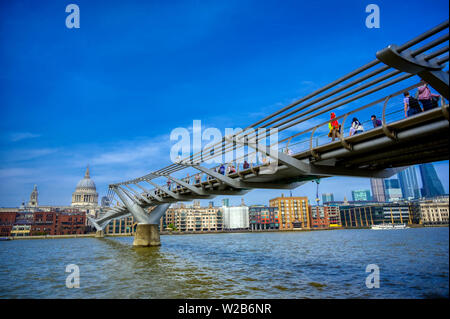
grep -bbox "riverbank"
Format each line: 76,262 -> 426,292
2,223 -> 447,240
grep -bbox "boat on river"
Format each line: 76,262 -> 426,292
371,223 -> 409,230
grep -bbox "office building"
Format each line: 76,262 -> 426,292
249,206 -> 279,230
269,195 -> 310,230
326,205 -> 341,227
105,215 -> 136,235
351,190 -> 372,201
30,211 -> 86,235
161,203 -> 223,232
384,179 -> 403,202
370,178 -> 386,202
101,196 -> 111,207
419,163 -> 446,198
398,166 -> 421,200
221,205 -> 249,230
338,203 -> 413,227
222,198 -> 230,207
322,193 -> 334,204
419,196 -> 449,225
309,206 -> 330,229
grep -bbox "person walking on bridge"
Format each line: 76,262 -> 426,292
349,118 -> 364,136
371,115 -> 382,128
404,91 -> 423,117
417,81 -> 440,112
328,112 -> 341,141
227,164 -> 236,175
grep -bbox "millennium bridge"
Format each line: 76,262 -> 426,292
89,21 -> 449,246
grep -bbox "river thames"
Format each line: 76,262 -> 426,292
0,227 -> 448,299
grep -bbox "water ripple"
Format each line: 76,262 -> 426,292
0,228 -> 448,298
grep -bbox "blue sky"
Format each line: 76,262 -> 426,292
0,0 -> 448,207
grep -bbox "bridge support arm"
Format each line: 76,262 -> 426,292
376,44 -> 449,99
163,174 -> 209,195
112,186 -> 150,224
191,165 -> 243,189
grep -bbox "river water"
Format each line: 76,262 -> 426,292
0,227 -> 448,299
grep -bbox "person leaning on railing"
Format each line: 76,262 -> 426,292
328,112 -> 341,141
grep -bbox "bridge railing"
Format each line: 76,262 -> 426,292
108,20 -> 449,203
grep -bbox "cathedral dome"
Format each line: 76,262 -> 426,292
76,166 -> 96,190
72,166 -> 98,208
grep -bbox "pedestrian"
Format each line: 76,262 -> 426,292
227,164 -> 236,174
194,173 -> 201,184
349,118 -> 364,136
403,91 -> 422,117
328,112 -> 340,141
371,115 -> 382,128
417,81 -> 440,111
218,164 -> 225,175
243,160 -> 250,169
167,179 -> 171,190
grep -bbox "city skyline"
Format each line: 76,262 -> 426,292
2,162 -> 448,209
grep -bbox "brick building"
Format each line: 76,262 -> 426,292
309,206 -> 330,229
269,195 -> 310,230
29,211 -> 86,235
249,206 -> 279,230
0,212 -> 17,237
30,211 -> 57,235
56,212 -> 86,235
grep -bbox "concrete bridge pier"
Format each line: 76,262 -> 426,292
132,203 -> 171,247
133,224 -> 160,247
95,230 -> 105,238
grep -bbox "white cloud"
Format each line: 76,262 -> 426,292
0,148 -> 58,162
8,132 -> 41,142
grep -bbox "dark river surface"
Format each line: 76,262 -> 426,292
0,227 -> 448,298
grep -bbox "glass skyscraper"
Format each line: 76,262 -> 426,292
322,193 -> 334,203
419,163 -> 446,198
351,190 -> 372,201
397,166 -> 420,200
370,178 -> 386,202
384,179 -> 403,202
